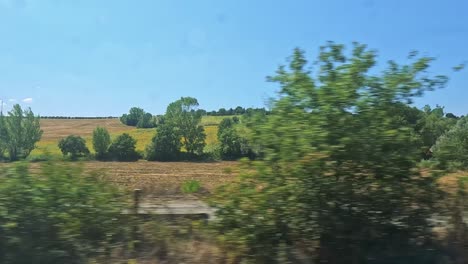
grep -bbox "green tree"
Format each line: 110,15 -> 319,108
165,97 -> 206,155
108,133 -> 139,161
217,117 -> 250,160
58,135 -> 90,159
212,43 -> 451,263
137,112 -> 154,128
146,123 -> 181,161
0,162 -> 128,263
432,116 -> 468,170
92,127 -> 111,160
417,105 -> 457,158
0,113 -> 7,159
1,104 -> 43,161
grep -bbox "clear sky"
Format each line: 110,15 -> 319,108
0,0 -> 467,116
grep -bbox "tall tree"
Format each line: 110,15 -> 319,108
92,127 -> 111,160
108,133 -> 139,161
0,113 -> 6,159
217,117 -> 250,160
146,123 -> 181,161
165,97 -> 206,155
1,104 -> 42,161
212,43 -> 451,263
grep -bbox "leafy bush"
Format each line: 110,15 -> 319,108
211,43 -> 452,263
146,124 -> 181,161
92,127 -> 111,160
181,180 -> 201,194
432,116 -> 468,170
120,107 -> 156,128
0,162 -> 129,263
203,144 -> 222,161
217,117 -> 252,160
58,135 -> 90,160
136,112 -> 154,128
108,133 -> 140,161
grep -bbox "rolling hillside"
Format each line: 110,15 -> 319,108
32,116 -> 231,157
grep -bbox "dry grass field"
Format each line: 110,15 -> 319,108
33,119 -> 148,156
88,160 -> 238,195
6,160 -> 238,196
18,117 -> 238,197
32,117 -> 226,156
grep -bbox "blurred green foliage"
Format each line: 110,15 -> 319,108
217,117 -> 252,160
211,42 -> 454,263
433,116 -> 468,170
0,161 -> 129,264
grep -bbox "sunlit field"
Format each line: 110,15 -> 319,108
31,116 -> 225,157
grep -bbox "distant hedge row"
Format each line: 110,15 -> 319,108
41,116 -> 118,119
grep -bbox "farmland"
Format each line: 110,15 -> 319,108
31,116 -> 228,157
10,160 -> 238,197
22,116 -> 238,197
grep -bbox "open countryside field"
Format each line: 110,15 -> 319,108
23,116 -> 238,197
31,116 -> 228,157
11,160 -> 239,197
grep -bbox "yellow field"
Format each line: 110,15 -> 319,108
200,115 -> 234,126
32,117 -> 221,157
11,116 -> 240,196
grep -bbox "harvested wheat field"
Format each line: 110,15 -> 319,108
34,119 -> 154,155
90,161 -> 238,196
33,118 -> 219,156
39,118 -> 133,141
17,160 -> 239,197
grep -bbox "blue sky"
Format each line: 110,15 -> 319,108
0,0 -> 467,116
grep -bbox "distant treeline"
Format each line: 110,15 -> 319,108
41,116 -> 118,119
202,106 -> 270,116
40,107 -> 269,121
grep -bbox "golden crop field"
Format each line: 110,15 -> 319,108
87,160 -> 238,195
0,160 -> 239,197
32,117 -> 225,157
23,117 -> 238,196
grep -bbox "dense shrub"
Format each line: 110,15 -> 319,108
58,135 -> 89,160
432,116 -> 468,170
146,124 -> 181,161
0,162 -> 128,263
217,117 -> 252,160
120,107 -> 156,128
108,133 -> 140,161
92,127 -> 111,160
181,180 -> 201,194
211,43 -> 452,263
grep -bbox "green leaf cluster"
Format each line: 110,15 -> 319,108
211,42 -> 451,263
0,104 -> 43,161
0,162 -> 128,263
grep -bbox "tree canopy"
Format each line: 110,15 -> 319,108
0,104 -> 43,161
120,107 -> 156,128
211,42 -> 453,263
165,97 -> 206,156
58,135 -> 90,159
